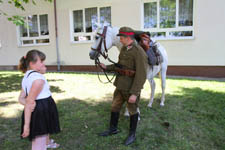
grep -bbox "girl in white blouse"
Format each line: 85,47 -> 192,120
18,50 -> 60,150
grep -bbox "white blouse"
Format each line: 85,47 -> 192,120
22,70 -> 52,100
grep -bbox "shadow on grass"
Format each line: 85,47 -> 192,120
0,73 -> 64,94
167,76 -> 225,82
0,87 -> 224,150
50,86 -> 65,93
47,79 -> 64,82
0,101 -> 18,107
138,87 -> 225,150
0,73 -> 23,93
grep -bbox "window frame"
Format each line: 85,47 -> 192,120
17,13 -> 50,47
141,0 -> 194,40
70,6 -> 112,44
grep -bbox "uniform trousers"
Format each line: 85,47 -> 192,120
111,89 -> 140,115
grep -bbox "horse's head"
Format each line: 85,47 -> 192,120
89,23 -> 114,60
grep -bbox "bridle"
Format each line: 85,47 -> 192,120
91,26 -> 117,84
91,26 -> 108,59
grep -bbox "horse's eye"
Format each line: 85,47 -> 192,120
95,36 -> 99,40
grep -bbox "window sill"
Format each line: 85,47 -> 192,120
70,40 -> 94,44
153,36 -> 195,41
18,43 -> 50,47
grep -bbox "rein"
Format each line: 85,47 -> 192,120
95,58 -> 116,84
91,26 -> 117,84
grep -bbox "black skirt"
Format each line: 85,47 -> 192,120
21,96 -> 60,141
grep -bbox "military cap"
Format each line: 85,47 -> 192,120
117,26 -> 135,37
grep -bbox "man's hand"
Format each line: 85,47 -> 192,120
128,94 -> 137,103
99,63 -> 106,70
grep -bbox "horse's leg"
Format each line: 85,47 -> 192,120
124,107 -> 141,120
159,69 -> 166,106
147,78 -> 156,108
124,106 -> 129,117
137,107 -> 140,121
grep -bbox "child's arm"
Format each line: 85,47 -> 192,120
18,89 -> 26,105
21,79 -> 44,138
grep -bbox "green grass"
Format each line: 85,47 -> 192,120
0,71 -> 224,150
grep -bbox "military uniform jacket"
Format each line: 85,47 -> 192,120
107,41 -> 148,96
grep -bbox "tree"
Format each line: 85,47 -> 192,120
0,0 -> 52,25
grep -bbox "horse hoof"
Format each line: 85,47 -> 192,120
147,104 -> 152,108
124,113 -> 130,117
160,103 -> 164,107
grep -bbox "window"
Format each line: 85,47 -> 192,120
18,14 -> 50,46
71,6 -> 111,43
143,0 -> 194,40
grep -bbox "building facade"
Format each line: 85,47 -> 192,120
0,0 -> 225,77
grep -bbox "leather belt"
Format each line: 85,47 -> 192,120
115,68 -> 135,77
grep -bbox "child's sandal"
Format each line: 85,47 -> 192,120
47,139 -> 60,149
47,142 -> 60,149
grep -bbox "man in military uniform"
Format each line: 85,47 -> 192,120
99,27 -> 148,145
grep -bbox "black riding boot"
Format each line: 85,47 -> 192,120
124,113 -> 139,145
99,112 -> 120,136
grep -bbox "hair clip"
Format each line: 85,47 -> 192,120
24,56 -> 27,59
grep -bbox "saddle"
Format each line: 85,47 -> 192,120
136,32 -> 163,66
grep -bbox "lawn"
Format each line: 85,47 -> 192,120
0,71 -> 224,150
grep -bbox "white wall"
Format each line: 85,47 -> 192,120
0,0 -> 225,67
56,0 -> 117,65
0,0 -> 57,65
49,0 -> 225,66
162,0 -> 225,66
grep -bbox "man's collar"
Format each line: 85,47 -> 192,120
126,41 -> 134,50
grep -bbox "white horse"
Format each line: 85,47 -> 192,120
89,25 -> 168,116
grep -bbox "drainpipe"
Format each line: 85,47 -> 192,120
54,0 -> 60,71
